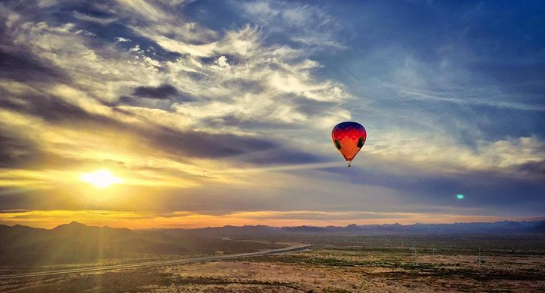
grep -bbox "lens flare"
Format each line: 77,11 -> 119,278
456,194 -> 464,200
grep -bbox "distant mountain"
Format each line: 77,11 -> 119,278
534,220 -> 545,233
1,219 -> 542,266
0,224 -> 49,247
0,222 -> 182,265
0,222 -> 280,266
159,225 -> 283,238
180,220 -> 545,235
284,225 -> 329,233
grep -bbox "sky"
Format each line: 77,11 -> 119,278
0,0 -> 544,229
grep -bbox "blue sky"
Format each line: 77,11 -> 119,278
0,0 -> 543,228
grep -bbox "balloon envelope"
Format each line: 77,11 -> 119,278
331,121 -> 366,166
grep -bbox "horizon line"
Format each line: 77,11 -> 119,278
3,217 -> 544,231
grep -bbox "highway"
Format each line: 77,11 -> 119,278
0,244 -> 310,280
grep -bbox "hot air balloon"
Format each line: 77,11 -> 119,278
331,121 -> 367,167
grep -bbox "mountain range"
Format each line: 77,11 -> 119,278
172,219 -> 545,235
0,222 -> 279,265
1,220 -> 543,265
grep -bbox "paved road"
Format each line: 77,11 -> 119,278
0,245 -> 309,280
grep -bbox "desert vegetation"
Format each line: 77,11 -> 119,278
2,233 -> 545,292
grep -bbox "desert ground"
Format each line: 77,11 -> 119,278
2,234 -> 545,293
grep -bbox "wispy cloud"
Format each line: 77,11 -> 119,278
0,0 -> 544,227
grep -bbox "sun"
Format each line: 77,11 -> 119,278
81,169 -> 123,189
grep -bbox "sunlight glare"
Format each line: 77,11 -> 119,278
81,169 -> 123,189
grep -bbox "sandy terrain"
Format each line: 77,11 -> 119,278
3,246 -> 544,292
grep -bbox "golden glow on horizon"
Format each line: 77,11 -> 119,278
0,209 -> 536,230
81,169 -> 123,189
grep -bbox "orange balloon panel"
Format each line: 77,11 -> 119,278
331,122 -> 367,164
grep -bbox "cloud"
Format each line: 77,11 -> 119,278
131,84 -> 180,100
243,147 -> 328,165
144,125 -> 277,159
0,95 -> 279,162
0,0 -> 544,226
0,0 -> 348,170
0,126 -> 40,169
517,160 -> 545,178
239,0 -> 345,50
73,11 -> 118,26
0,50 -> 67,82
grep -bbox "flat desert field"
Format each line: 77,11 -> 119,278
2,235 -> 545,292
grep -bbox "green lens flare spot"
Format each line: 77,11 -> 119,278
456,194 -> 464,200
